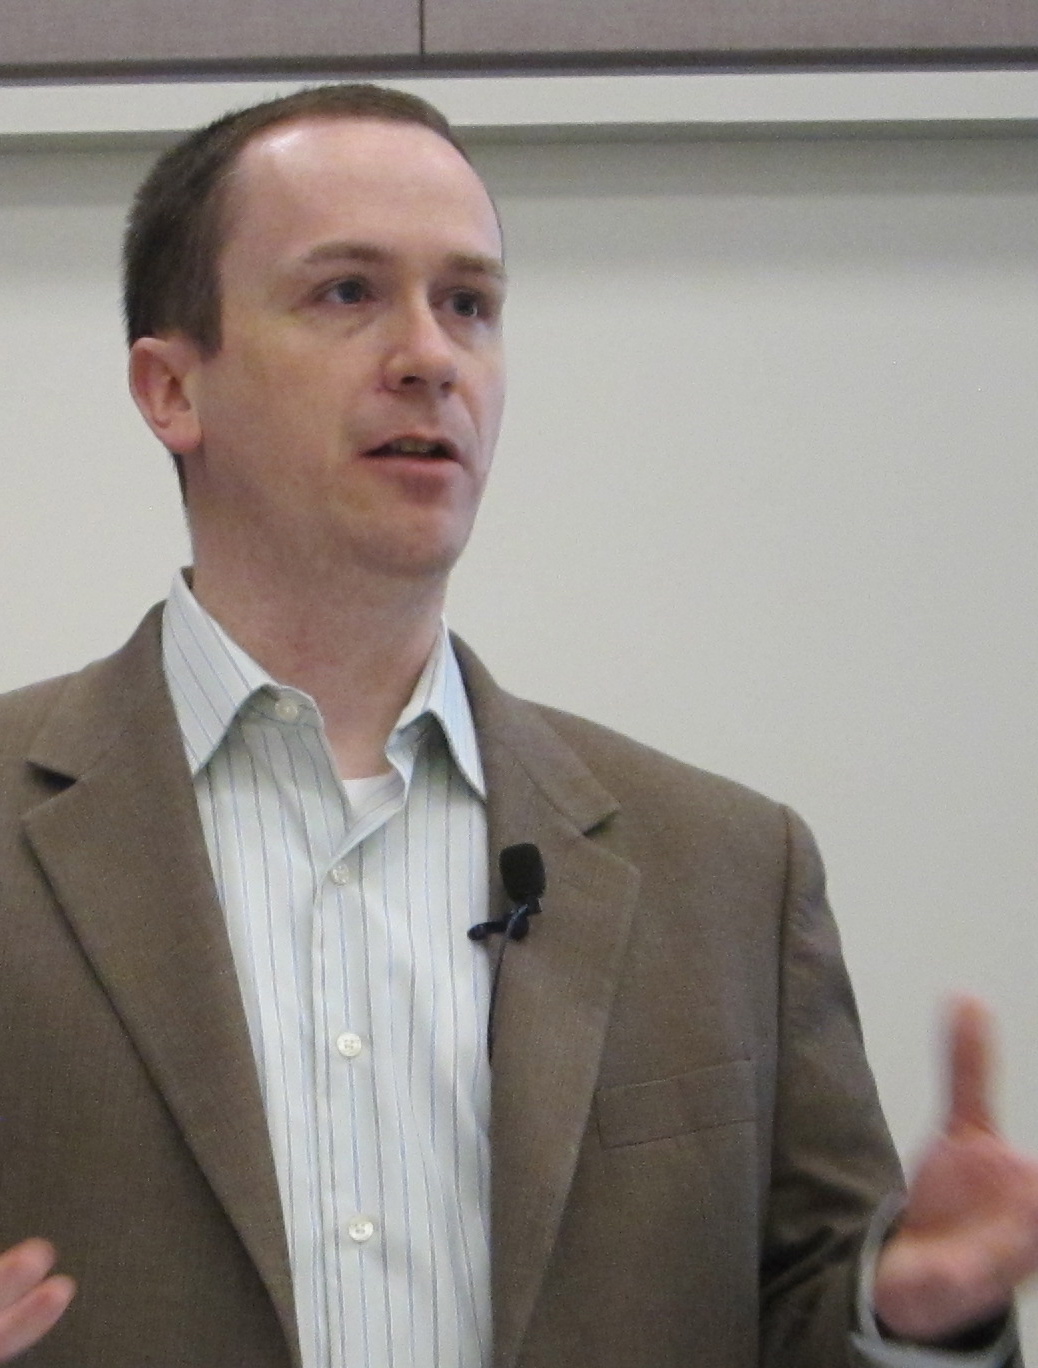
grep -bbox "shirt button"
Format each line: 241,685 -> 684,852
348,1216 -> 375,1244
330,862 -> 351,886
336,1031 -> 363,1059
274,698 -> 300,722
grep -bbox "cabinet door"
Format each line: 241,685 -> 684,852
0,0 -> 418,75
423,0 -> 1038,60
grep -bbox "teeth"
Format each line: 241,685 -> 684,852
388,438 -> 440,455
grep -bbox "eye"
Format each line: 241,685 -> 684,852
326,276 -> 370,305
449,290 -> 486,320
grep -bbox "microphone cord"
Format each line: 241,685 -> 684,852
478,898 -> 539,1061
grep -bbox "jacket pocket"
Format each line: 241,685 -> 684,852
595,1059 -> 754,1148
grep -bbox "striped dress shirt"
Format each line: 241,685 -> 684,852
162,573 -> 492,1368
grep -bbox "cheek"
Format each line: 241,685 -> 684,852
196,370 -> 325,471
224,354 -> 338,437
474,359 -> 506,438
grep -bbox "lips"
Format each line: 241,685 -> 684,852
366,437 -> 457,459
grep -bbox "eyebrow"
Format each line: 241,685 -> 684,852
300,240 -> 507,283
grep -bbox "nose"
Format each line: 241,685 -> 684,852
383,300 -> 458,395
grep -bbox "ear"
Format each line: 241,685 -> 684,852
128,334 -> 205,457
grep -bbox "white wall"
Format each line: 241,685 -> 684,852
2,123 -> 1037,1347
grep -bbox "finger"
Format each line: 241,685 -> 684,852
946,995 -> 998,1135
0,1275 -> 76,1362
0,1241 -> 58,1313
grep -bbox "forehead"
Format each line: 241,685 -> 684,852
221,116 -> 502,271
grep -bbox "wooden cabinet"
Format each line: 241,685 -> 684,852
0,0 -> 418,75
425,0 -> 1038,62
1,0 -> 1035,79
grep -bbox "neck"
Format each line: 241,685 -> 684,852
190,558 -> 446,779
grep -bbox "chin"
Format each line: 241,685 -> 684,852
355,516 -> 475,582
357,536 -> 470,584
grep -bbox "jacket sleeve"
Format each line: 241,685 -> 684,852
760,806 -> 905,1367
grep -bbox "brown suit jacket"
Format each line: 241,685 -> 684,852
0,606 -> 902,1367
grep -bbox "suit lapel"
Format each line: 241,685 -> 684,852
22,610 -> 297,1362
456,642 -> 640,1368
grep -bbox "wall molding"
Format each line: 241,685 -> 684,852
2,69 -> 1038,148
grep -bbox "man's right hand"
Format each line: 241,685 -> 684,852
0,1240 -> 75,1361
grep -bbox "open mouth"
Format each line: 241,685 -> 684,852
367,438 -> 455,459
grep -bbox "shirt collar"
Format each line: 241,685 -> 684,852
161,571 -> 484,798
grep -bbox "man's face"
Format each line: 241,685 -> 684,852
160,116 -> 506,586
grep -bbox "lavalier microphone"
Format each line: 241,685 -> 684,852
468,843 -> 547,1059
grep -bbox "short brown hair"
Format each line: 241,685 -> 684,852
123,83 -> 466,355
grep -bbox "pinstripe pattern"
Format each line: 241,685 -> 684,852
162,574 -> 492,1368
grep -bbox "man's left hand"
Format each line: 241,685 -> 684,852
874,996 -> 1038,1342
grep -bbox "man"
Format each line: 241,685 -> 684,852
0,83 -> 1036,1367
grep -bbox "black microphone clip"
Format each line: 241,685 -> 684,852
468,843 -> 546,943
